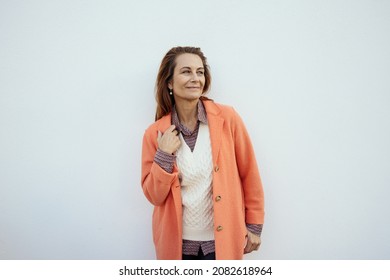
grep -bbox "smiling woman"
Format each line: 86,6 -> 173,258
141,46 -> 265,260
168,54 -> 206,130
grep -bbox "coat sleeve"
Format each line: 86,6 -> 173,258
231,108 -> 265,224
141,127 -> 178,206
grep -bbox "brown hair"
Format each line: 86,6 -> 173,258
155,46 -> 212,121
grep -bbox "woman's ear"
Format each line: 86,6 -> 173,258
168,81 -> 172,90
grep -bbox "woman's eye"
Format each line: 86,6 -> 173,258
197,71 -> 204,75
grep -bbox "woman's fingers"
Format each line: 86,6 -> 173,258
244,231 -> 261,254
157,126 -> 181,154
166,125 -> 176,133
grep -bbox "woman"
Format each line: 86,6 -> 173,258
141,46 -> 264,260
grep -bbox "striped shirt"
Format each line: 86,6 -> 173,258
154,100 -> 263,256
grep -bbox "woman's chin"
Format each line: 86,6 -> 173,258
176,93 -> 202,102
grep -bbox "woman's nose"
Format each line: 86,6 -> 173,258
190,72 -> 200,81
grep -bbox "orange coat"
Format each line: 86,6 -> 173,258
141,100 -> 265,260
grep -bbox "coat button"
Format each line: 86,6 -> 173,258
214,165 -> 219,172
216,225 -> 223,232
215,195 -> 222,202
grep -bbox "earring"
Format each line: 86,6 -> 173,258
169,90 -> 173,96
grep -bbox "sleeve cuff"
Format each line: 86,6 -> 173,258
246,224 -> 263,237
154,148 -> 176,174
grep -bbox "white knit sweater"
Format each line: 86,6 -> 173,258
176,123 -> 214,241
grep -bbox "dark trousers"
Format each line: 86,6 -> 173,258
182,247 -> 216,260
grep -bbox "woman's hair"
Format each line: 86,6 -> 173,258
155,46 -> 212,121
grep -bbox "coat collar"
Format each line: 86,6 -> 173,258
203,100 -> 224,163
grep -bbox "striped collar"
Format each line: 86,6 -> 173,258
172,100 -> 208,135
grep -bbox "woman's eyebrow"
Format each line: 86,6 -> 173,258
179,66 -> 205,70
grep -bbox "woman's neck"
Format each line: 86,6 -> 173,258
175,99 -> 198,129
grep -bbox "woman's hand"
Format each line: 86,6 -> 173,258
157,125 -> 181,155
244,230 -> 261,254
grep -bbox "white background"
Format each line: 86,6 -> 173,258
1,0 -> 389,260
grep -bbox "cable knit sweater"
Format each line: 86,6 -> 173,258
176,123 -> 214,241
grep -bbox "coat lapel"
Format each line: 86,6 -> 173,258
203,100 -> 224,164
157,113 -> 172,132
156,112 -> 183,239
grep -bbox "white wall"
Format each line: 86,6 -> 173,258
1,0 -> 389,259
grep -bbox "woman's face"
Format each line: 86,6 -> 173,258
168,53 -> 205,103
